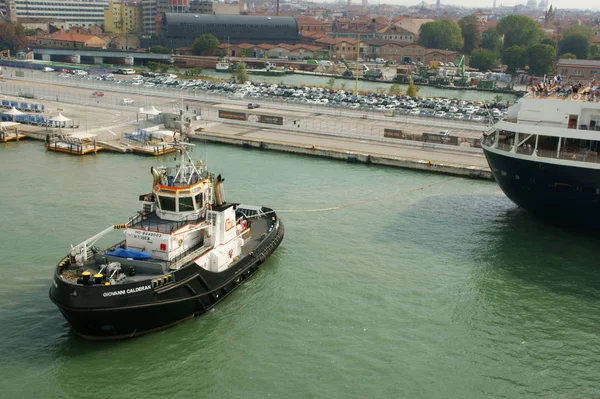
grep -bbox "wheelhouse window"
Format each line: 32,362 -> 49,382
179,196 -> 195,212
195,193 -> 203,208
157,195 -> 176,212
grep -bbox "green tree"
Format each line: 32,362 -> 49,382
458,15 -> 481,54
590,44 -> 600,60
234,61 -> 249,83
562,25 -> 595,42
481,28 -> 503,53
406,80 -> 420,97
340,82 -> 347,90
192,33 -> 220,56
559,52 -> 577,59
540,37 -> 556,48
147,62 -> 159,72
0,23 -> 26,53
158,63 -> 170,73
502,45 -> 528,74
149,45 -> 170,54
469,48 -> 499,72
326,77 -> 336,88
527,44 -> 556,76
496,15 -> 544,48
559,34 -> 590,60
418,20 -> 464,51
388,83 -> 402,95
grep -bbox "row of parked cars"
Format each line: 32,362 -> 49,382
55,71 -> 508,124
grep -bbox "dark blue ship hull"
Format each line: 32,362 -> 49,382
483,148 -> 600,228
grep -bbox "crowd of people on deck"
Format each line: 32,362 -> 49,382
529,75 -> 600,101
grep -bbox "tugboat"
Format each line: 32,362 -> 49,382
49,143 -> 284,339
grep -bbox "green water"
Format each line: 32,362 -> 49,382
0,141 -> 599,398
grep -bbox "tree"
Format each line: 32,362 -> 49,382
481,28 -> 503,53
562,25 -> 595,42
496,15 -> 544,48
147,62 -> 159,72
406,80 -> 420,97
0,23 -> 26,53
458,15 -> 481,54
341,82 -> 347,90
559,34 -> 590,60
234,61 -> 249,83
418,20 -> 464,51
158,63 -> 170,73
389,84 -> 402,95
559,52 -> 577,59
590,44 -> 600,60
469,48 -> 499,72
540,37 -> 556,48
502,45 -> 527,74
192,33 -> 220,56
149,45 -> 170,54
527,44 -> 556,76
326,78 -> 336,88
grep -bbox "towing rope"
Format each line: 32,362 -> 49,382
271,177 -> 456,214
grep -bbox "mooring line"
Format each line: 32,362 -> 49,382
271,177 -> 456,214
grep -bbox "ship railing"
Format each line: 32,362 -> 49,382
494,141 -> 600,164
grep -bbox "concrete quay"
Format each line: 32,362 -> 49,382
189,123 -> 493,180
1,77 -> 493,179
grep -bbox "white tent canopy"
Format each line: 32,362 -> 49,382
138,106 -> 161,116
48,113 -> 71,122
3,107 -> 24,116
0,121 -> 20,129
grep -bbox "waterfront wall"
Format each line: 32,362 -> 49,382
189,130 -> 493,180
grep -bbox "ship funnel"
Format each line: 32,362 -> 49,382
214,174 -> 225,206
151,167 -> 161,186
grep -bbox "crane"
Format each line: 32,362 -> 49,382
341,58 -> 353,77
455,55 -> 468,86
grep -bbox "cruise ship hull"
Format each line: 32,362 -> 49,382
50,219 -> 284,340
483,148 -> 600,227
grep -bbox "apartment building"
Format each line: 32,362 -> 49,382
104,1 -> 143,34
0,0 -> 110,29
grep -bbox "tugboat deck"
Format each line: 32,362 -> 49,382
98,213 -> 272,279
128,211 -> 204,234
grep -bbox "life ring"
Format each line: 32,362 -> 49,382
572,94 -> 579,100
178,238 -> 183,246
228,249 -> 233,258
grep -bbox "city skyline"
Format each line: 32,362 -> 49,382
331,0 -> 598,11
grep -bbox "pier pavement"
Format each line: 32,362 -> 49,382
1,76 -> 492,179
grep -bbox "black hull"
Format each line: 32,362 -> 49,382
50,219 -> 285,340
483,148 -> 600,228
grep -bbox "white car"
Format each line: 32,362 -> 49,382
120,98 -> 134,105
43,66 -> 54,72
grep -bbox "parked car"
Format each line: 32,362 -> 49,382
92,91 -> 104,97
43,66 -> 54,72
439,130 -> 451,136
247,103 -> 260,109
120,98 -> 134,105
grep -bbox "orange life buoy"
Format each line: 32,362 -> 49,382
572,94 -> 579,100
228,249 -> 233,258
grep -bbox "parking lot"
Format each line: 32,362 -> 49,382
51,70 -> 507,125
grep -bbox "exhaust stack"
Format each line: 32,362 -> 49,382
214,174 -> 225,206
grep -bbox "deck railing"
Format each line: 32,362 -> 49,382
489,141 -> 600,164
